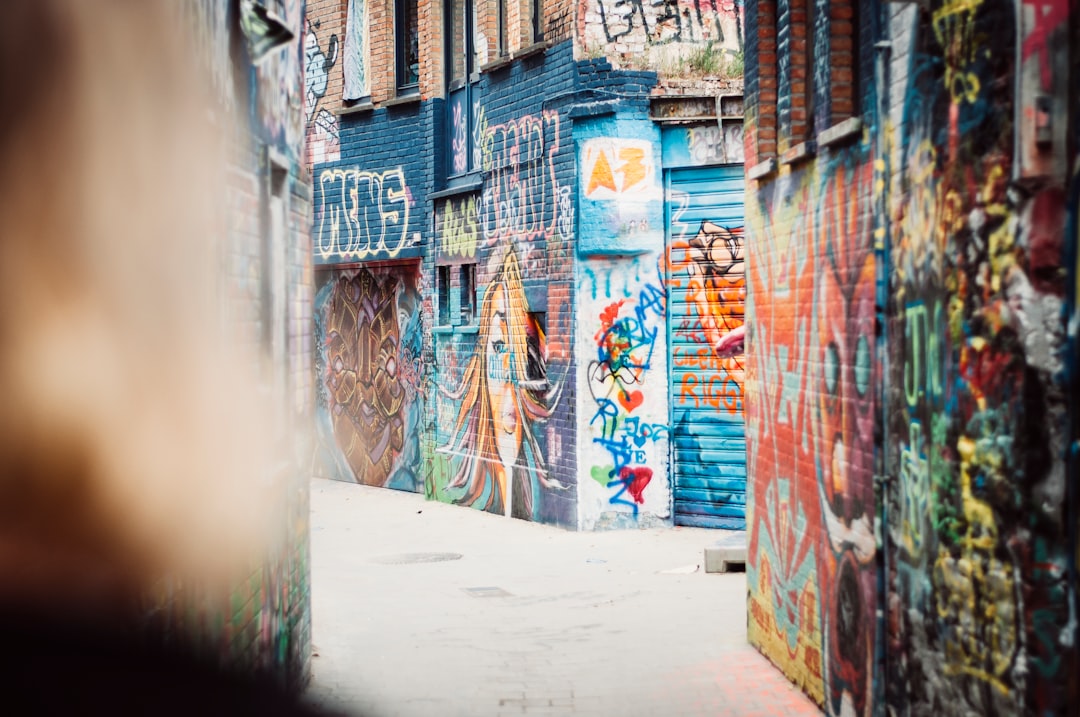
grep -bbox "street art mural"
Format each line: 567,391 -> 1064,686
305,18 -> 340,165
673,218 -> 743,364
426,55 -> 580,528
883,0 -> 1074,712
744,153 -> 877,715
581,0 -> 744,70
315,167 -> 418,262
578,254 -> 672,529
429,251 -> 566,520
314,265 -> 423,492
577,136 -> 664,256
668,217 -> 747,527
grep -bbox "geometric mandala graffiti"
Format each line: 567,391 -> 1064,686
325,269 -> 408,486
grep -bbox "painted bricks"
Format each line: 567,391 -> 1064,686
424,41 -> 582,528
305,0 -> 748,533
744,0 -> 878,706
881,0 -> 1075,713
744,0 -> 1079,711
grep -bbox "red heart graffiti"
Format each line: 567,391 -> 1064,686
618,390 -> 644,412
620,466 -> 653,504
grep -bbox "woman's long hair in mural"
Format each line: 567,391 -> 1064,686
440,250 -> 563,520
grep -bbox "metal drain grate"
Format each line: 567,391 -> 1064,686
370,552 -> 463,565
461,586 -> 512,598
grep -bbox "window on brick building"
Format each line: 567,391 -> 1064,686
753,0 -> 866,170
525,312 -> 546,384
778,0 -> 814,152
805,0 -> 863,146
343,0 -> 369,101
396,0 -> 419,92
827,0 -> 860,125
750,0 -> 778,165
804,0 -> 815,139
437,265 -> 451,326
497,0 -> 508,57
530,0 -> 543,44
460,264 -> 477,325
446,0 -> 480,176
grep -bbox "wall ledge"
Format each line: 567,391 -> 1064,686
747,158 -> 777,180
336,101 -> 374,116
817,117 -> 863,148
430,174 -> 484,200
384,93 -> 421,109
780,140 -> 816,166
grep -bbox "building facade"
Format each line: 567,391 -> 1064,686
743,0 -> 1077,712
306,0 -> 751,530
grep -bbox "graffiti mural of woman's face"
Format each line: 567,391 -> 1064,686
485,284 -> 522,485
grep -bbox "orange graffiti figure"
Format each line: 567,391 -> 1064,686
683,221 -> 746,357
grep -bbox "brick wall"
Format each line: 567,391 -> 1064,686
745,0 -> 1078,711
425,41 -> 580,528
743,0 -> 877,711
883,0 -> 1075,712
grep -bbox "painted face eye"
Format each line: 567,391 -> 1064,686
491,339 -> 508,355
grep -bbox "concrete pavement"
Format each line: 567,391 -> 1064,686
301,478 -> 821,717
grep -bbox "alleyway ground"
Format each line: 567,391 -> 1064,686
302,479 -> 822,717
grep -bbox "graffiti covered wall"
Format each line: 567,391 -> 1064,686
430,250 -> 567,520
576,248 -> 672,529
579,0 -> 744,76
143,0 -> 314,693
745,0 -> 1077,709
883,0 -> 1075,712
664,160 -> 748,529
425,43 -> 579,528
305,11 -> 341,166
742,0 -> 878,704
315,264 -> 424,491
743,151 -> 879,715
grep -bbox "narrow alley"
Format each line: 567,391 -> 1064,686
301,479 -> 820,717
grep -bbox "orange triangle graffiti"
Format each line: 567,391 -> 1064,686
586,149 -> 617,196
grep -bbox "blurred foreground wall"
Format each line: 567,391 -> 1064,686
152,0 -> 314,692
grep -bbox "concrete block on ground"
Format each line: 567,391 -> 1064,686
704,531 -> 746,573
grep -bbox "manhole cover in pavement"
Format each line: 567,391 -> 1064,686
462,586 -> 513,598
371,552 -> 463,564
